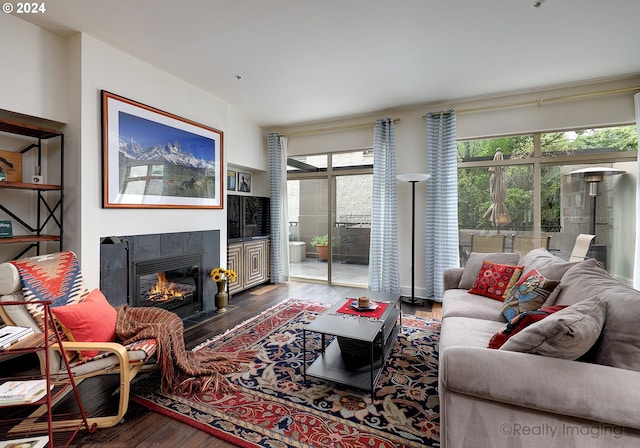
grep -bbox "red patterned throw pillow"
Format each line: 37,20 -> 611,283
488,305 -> 567,349
468,261 -> 524,301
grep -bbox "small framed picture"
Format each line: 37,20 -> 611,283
227,170 -> 236,191
237,172 -> 251,193
0,150 -> 22,182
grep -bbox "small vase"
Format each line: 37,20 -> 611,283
215,280 -> 229,313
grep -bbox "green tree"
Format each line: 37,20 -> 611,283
457,125 -> 635,233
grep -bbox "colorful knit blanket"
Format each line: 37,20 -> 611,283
115,305 -> 255,394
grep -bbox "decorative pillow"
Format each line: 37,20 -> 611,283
553,258 -> 640,372
51,288 -> 117,359
10,251 -> 89,330
500,296 -> 606,360
459,252 -> 521,289
487,305 -> 567,349
501,269 -> 559,321
519,248 -> 578,281
468,261 -> 524,301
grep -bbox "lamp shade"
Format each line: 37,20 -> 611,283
397,173 -> 431,183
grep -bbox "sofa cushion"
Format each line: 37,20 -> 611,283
468,261 -> 524,301
51,288 -> 118,359
519,248 -> 578,281
444,267 -> 465,291
555,258 -> 640,371
500,269 -> 560,321
500,296 -> 606,360
439,316 -> 505,352
487,305 -> 567,349
459,252 -> 521,289
442,289 -> 507,322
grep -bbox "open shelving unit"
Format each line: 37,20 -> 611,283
0,118 -> 64,260
0,300 -> 95,447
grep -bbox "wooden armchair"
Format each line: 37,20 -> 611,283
0,256 -> 157,429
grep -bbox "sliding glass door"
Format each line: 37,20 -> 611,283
287,177 -> 329,283
331,174 -> 372,285
287,151 -> 372,287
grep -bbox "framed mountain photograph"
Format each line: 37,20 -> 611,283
101,91 -> 224,209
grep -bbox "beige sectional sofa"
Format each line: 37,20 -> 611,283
438,248 -> 640,448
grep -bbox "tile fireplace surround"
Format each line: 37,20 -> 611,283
99,230 -> 220,316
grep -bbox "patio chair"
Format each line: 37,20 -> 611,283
569,234 -> 596,262
0,253 -> 157,429
469,233 -> 507,253
511,234 -> 551,256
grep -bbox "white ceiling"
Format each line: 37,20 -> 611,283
15,0 -> 640,127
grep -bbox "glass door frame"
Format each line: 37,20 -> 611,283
288,150 -> 373,286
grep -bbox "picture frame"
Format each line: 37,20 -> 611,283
101,90 -> 224,209
227,170 -> 236,191
237,172 -> 251,193
0,150 -> 22,182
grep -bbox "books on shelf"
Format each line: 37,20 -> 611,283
0,380 -> 49,405
0,326 -> 34,350
0,435 -> 48,448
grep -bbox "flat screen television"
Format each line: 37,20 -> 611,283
227,195 -> 271,241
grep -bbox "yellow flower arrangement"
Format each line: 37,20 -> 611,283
210,267 -> 238,283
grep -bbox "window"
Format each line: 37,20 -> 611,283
458,125 -> 637,282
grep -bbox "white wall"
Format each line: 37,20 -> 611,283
277,76 -> 640,297
0,14 -> 68,123
227,106 -> 270,197
76,34 -> 266,286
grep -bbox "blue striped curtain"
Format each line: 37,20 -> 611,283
268,133 -> 289,283
369,118 -> 401,293
425,110 -> 459,301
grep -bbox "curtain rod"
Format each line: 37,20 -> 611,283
423,86 -> 640,117
281,118 -> 400,138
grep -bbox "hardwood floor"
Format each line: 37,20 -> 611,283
4,281 -> 437,448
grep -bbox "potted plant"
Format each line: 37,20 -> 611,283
310,234 -> 330,262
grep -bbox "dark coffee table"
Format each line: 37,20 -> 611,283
302,290 -> 401,396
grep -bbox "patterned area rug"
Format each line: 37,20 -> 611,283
132,299 -> 441,448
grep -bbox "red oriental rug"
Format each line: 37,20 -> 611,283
132,298 -> 441,448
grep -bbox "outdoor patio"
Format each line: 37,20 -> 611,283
289,258 -> 369,287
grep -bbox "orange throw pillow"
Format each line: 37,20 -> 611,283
468,261 -> 524,301
51,288 -> 117,359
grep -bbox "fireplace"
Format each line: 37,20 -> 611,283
100,230 -> 220,317
133,253 -> 202,318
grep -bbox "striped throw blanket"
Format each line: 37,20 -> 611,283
115,305 -> 255,394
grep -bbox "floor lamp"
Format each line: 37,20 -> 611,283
397,173 -> 431,304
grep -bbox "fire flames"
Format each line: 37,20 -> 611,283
147,273 -> 188,302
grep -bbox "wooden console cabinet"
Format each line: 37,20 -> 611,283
227,238 -> 270,294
